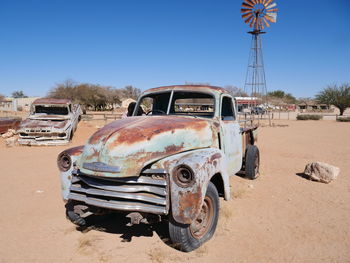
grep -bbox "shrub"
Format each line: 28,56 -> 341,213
296,114 -> 322,120
336,116 -> 350,122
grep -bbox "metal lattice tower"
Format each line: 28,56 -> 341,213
241,0 -> 278,105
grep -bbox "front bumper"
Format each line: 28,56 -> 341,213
68,171 -> 169,215
18,136 -> 69,146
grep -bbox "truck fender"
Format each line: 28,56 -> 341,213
151,148 -> 230,225
58,145 -> 84,200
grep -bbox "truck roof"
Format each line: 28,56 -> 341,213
32,98 -> 72,105
144,85 -> 230,95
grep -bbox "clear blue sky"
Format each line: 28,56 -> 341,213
0,0 -> 349,98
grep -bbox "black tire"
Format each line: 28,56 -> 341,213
168,182 -> 219,252
245,144 -> 260,180
65,200 -> 86,226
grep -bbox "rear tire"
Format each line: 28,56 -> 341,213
168,182 -> 219,252
245,144 -> 260,180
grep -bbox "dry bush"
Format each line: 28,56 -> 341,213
296,114 -> 322,120
147,248 -> 167,263
77,235 -> 101,254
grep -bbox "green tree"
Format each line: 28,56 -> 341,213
267,90 -> 285,98
0,93 -> 4,102
316,83 -> 350,116
12,90 -> 28,98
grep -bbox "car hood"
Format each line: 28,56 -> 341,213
20,118 -> 69,130
78,116 -> 215,178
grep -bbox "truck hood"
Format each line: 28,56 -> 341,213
19,118 -> 69,131
78,116 -> 215,178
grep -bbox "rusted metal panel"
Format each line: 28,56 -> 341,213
58,146 -> 84,200
0,118 -> 21,134
150,148 -> 230,224
78,115 -> 216,178
32,98 -> 71,105
145,85 -> 229,95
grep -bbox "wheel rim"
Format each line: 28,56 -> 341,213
189,196 -> 214,239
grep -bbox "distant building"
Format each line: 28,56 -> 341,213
0,97 -> 41,111
234,97 -> 259,112
297,100 -> 330,112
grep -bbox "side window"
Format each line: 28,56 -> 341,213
221,96 -> 235,121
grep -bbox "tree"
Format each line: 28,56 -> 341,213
122,85 -> 141,100
48,80 -> 124,111
0,93 -> 4,102
316,83 -> 350,116
267,90 -> 285,98
12,90 -> 28,98
224,85 -> 248,97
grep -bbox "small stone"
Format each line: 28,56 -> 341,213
304,162 -> 340,184
248,184 -> 254,189
2,129 -> 16,138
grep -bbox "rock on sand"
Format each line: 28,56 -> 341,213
304,162 -> 340,183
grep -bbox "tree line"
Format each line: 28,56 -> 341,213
47,80 -> 141,111
1,82 -> 349,115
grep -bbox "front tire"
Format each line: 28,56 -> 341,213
245,144 -> 260,180
168,182 -> 219,252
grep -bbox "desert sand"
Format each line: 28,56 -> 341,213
0,120 -> 349,263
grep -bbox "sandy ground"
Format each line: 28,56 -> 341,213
0,119 -> 349,263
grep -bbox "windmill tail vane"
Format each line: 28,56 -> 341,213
241,0 -> 278,31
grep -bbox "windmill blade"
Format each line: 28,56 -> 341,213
246,0 -> 257,6
241,8 -> 252,14
249,17 -> 257,28
265,13 -> 277,22
266,3 -> 277,9
263,0 -> 274,8
242,2 -> 254,9
242,12 -> 253,19
262,17 -> 271,27
267,8 -> 278,13
245,15 -> 254,24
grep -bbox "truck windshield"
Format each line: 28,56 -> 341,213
137,91 -> 214,118
34,105 -> 69,115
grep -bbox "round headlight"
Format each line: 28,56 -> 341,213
173,165 -> 195,187
57,152 -> 72,172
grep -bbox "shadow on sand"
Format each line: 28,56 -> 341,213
295,172 -> 312,181
75,213 -> 172,245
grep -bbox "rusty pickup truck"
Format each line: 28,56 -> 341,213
18,98 -> 82,145
57,85 -> 259,251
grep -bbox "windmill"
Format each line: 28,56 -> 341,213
241,0 -> 278,108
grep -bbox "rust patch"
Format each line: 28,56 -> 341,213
178,185 -> 202,223
113,116 -> 208,146
0,118 -> 21,133
32,98 -> 71,105
145,85 -> 229,94
88,117 -> 143,144
64,145 -> 84,156
210,153 -> 222,163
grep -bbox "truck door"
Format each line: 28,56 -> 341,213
220,95 -> 243,175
